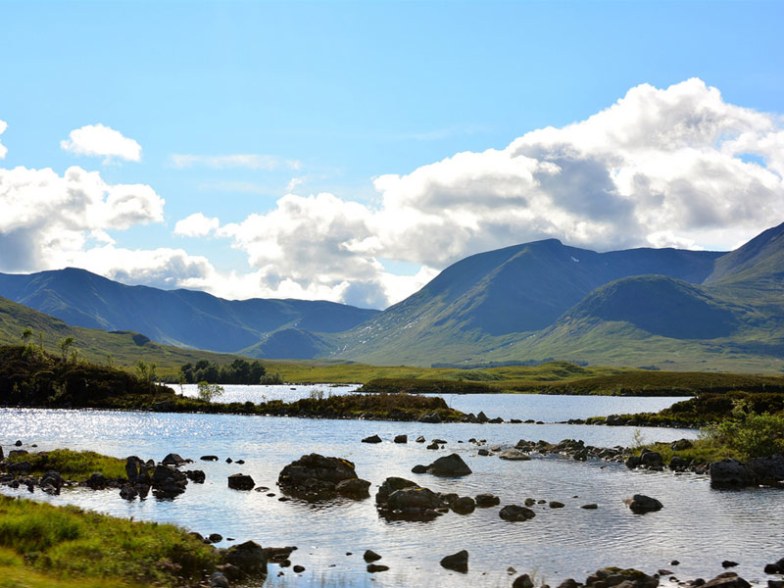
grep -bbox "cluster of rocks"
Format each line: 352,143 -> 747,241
277,453 -> 371,501
120,453 -> 205,500
513,438 -> 630,463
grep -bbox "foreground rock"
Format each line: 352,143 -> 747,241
222,540 -> 267,578
228,473 -> 255,491
278,453 -> 370,501
710,456 -> 784,488
414,453 -> 472,477
626,494 -> 663,514
440,549 -> 469,573
499,504 -> 536,522
375,477 -> 446,521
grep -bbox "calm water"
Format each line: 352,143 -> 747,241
1,394 -> 780,588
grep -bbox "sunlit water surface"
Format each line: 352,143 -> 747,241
1,393 -> 780,588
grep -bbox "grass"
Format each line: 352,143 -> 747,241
5,449 -> 127,481
0,496 -> 218,587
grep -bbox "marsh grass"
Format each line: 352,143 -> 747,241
0,496 -> 217,587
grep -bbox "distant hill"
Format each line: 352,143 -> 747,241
0,267 -> 379,354
2,222 -> 784,372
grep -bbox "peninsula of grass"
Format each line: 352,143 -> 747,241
0,345 -> 467,422
4,449 -> 127,481
0,495 -> 218,588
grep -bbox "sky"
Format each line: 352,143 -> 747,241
1,1 -> 783,309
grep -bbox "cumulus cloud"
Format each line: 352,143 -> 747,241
174,213 -> 220,238
371,78 -> 784,266
0,165 -> 164,273
169,153 -> 302,171
0,119 -> 7,159
60,124 -> 142,162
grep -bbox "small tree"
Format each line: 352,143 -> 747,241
197,381 -> 224,402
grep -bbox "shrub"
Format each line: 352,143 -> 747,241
705,400 -> 784,459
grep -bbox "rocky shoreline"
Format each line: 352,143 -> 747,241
2,437 -> 784,588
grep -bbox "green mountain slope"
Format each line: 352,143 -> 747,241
0,295 -> 248,375
0,268 -> 379,353
335,239 -> 722,365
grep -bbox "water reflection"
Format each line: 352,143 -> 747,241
0,398 -> 777,588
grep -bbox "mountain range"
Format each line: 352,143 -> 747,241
2,222 -> 784,371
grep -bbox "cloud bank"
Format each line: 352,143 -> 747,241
2,79 -> 783,308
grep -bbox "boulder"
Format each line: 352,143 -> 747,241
335,478 -> 371,499
514,574 -> 535,588
394,434 -> 408,444
376,477 -> 444,521
499,504 -> 536,522
627,494 -> 663,514
209,571 -> 231,588
451,496 -> 476,515
440,549 -> 469,573
362,434 -> 382,444
746,455 -> 784,486
702,572 -> 750,588
223,540 -> 267,577
201,455 -> 219,461
585,567 -> 659,588
639,449 -> 664,470
710,459 -> 754,488
367,564 -> 389,573
499,448 -> 531,461
186,470 -> 206,484
278,453 -> 368,501
475,493 -> 500,507
162,453 -> 188,467
549,501 -> 565,509
152,465 -> 188,498
85,472 -> 109,490
40,470 -> 63,494
425,453 -> 472,477
228,473 -> 255,491
125,456 -> 149,484
363,550 -> 382,562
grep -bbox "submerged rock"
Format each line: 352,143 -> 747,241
223,540 -> 267,577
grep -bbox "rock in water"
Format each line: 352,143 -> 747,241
425,453 -> 472,477
440,550 -> 469,573
223,540 -> 267,576
626,494 -> 663,514
228,473 -> 255,491
278,453 -> 369,501
499,504 -> 536,522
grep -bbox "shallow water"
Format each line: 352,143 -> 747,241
0,395 -> 780,588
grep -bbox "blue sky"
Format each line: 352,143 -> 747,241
1,1 -> 783,308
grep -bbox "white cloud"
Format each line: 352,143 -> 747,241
0,119 -> 7,159
174,213 -> 220,238
73,246 -> 215,290
60,124 -> 142,163
169,153 -> 302,171
0,165 -> 164,273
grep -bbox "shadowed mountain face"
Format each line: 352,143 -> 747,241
564,276 -> 739,340
0,268 -> 379,353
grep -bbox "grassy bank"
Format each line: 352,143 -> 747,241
0,496 -> 217,588
4,449 -> 127,481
